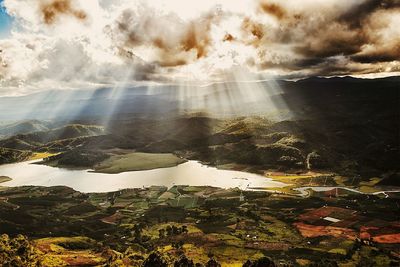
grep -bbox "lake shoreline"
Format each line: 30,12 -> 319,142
0,159 -> 286,193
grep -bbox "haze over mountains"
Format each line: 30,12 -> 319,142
1,0 -> 399,264
0,76 -> 398,121
0,77 -> 398,184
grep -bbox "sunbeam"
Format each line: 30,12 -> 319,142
0,0 -> 399,265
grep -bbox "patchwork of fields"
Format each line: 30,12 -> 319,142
0,185 -> 399,266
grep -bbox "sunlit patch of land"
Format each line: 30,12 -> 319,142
259,172 -> 399,198
93,152 -> 186,174
358,177 -> 383,194
29,152 -> 58,161
34,237 -> 107,266
0,176 -> 11,184
0,185 -> 398,266
262,171 -> 337,195
0,77 -> 398,265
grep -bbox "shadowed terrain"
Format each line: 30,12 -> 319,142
0,77 -> 399,266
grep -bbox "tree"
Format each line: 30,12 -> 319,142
133,224 -> 143,243
142,252 -> 167,267
166,225 -> 173,236
206,258 -> 221,267
0,234 -> 42,267
172,225 -> 180,235
174,255 -> 195,267
242,257 -> 276,267
310,259 -> 339,267
159,229 -> 166,239
172,241 -> 184,250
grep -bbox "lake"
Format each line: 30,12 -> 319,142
0,160 -> 286,193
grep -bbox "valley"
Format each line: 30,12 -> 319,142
0,77 -> 398,266
1,0 -> 399,264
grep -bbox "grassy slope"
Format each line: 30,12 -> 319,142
0,147 -> 32,164
0,124 -> 105,166
0,176 -> 11,184
93,152 -> 186,173
29,152 -> 58,161
1,185 -> 398,266
0,124 -> 105,150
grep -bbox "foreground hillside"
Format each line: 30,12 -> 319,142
0,185 -> 399,266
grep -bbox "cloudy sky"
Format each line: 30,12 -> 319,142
0,0 -> 399,95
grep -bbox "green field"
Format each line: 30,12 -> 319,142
93,152 -> 186,173
0,185 -> 399,266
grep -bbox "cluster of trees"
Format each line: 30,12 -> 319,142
159,225 -> 189,238
142,252 -> 277,267
0,234 -> 41,267
125,224 -> 190,251
131,223 -> 151,244
142,252 -> 221,267
0,234 -> 347,266
44,149 -> 108,167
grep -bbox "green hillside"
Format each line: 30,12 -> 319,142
0,124 -> 105,150
0,120 -> 51,138
0,147 -> 32,164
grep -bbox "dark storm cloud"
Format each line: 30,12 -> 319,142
352,51 -> 400,64
339,0 -> 400,28
106,0 -> 400,79
293,24 -> 366,58
252,0 -> 400,76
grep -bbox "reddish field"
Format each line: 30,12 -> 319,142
61,254 -> 103,266
293,222 -> 357,240
361,225 -> 400,243
101,212 -> 123,224
373,234 -> 400,244
298,206 -> 356,223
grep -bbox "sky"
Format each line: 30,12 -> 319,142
0,0 -> 399,96
0,0 -> 12,37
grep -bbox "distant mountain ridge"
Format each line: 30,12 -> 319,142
0,76 -> 398,121
0,120 -> 52,139
0,124 -> 105,151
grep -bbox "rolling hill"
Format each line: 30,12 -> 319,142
0,120 -> 52,139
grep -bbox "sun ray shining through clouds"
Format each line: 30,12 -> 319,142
0,0 -> 399,95
0,1 -> 399,266
99,66 -> 139,129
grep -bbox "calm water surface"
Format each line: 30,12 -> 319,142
0,160 -> 286,193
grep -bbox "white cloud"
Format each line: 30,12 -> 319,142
0,0 -> 399,96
